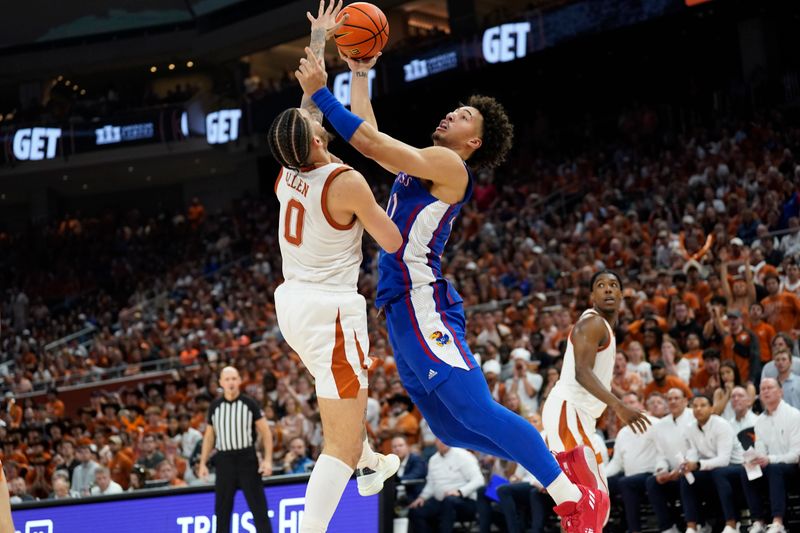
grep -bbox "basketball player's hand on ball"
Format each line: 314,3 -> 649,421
613,401 -> 651,434
296,48 -> 327,95
307,0 -> 347,40
339,50 -> 381,72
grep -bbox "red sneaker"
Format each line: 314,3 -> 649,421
553,485 -> 609,533
556,445 -> 600,491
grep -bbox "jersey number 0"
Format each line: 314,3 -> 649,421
284,199 -> 305,246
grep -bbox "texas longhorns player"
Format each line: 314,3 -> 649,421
542,270 -> 651,507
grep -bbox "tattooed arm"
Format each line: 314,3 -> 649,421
302,0 -> 346,123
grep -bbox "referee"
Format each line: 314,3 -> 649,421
199,366 -> 273,533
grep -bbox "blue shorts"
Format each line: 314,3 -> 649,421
384,281 -> 479,393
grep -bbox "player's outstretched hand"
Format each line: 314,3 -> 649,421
339,50 -> 381,73
296,47 -> 328,95
613,402 -> 651,434
307,0 -> 347,40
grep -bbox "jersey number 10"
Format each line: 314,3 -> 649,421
284,199 -> 305,246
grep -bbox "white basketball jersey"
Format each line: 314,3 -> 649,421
275,163 -> 364,289
551,309 -> 616,418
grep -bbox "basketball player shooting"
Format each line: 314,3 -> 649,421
542,271 -> 650,501
295,43 -> 609,532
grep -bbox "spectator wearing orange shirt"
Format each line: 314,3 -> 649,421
157,460 -> 187,487
143,406 -> 168,435
670,272 -> 702,315
761,273 -> 800,334
690,349 -> 722,398
682,332 -> 705,376
642,360 -> 693,400
610,352 -> 644,398
187,197 -> 206,229
749,302 -> 776,364
720,309 -> 761,384
378,394 -> 419,454
720,247 -> 756,321
107,435 -> 133,489
44,389 -> 65,419
634,279 -> 668,318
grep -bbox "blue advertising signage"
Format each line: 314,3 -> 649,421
12,478 -> 378,533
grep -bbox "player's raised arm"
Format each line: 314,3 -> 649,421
572,317 -> 651,434
340,52 -> 380,129
301,0 -> 347,123
296,47 -> 468,188
328,169 -> 402,253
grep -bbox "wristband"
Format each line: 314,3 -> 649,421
311,87 -> 364,142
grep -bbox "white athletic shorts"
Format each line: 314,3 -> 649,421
274,281 -> 369,399
542,389 -> 608,491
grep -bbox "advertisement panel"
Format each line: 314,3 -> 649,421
11,478 -> 378,533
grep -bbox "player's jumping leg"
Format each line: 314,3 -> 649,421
433,367 -> 610,531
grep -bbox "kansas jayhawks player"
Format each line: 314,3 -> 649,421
296,48 -> 608,531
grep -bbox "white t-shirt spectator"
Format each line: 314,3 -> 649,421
173,427 -> 203,459
627,361 -> 653,384
419,447 -> 484,501
685,415 -> 744,468
726,409 -> 758,435
606,415 -> 658,477
91,480 -> 124,496
505,371 -> 544,413
72,460 -> 100,495
754,400 -> 800,464
652,407 -> 695,472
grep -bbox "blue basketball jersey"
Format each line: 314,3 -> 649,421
376,164 -> 474,308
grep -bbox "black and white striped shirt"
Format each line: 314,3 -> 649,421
207,394 -> 263,452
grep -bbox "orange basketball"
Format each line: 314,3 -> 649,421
334,2 -> 389,60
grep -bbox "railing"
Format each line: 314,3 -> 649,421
44,323 -> 97,352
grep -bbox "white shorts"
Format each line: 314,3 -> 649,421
542,390 -> 607,490
274,281 -> 369,399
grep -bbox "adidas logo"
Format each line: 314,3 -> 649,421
428,369 -> 438,379
587,490 -> 596,510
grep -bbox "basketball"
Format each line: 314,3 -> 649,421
334,2 -> 389,60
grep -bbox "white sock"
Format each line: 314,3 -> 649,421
546,472 -> 582,505
300,454 -> 353,533
357,436 -> 379,470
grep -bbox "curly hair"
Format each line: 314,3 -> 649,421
463,95 -> 513,170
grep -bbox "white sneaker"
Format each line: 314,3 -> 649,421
722,526 -> 739,533
698,525 -> 713,533
686,528 -> 698,533
765,524 -> 786,533
356,453 -> 400,496
748,522 -> 766,533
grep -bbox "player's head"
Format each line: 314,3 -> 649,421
432,95 -> 513,170
590,270 -> 623,313
267,107 -> 332,170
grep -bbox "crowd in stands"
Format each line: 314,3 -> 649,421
2,105 -> 800,532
